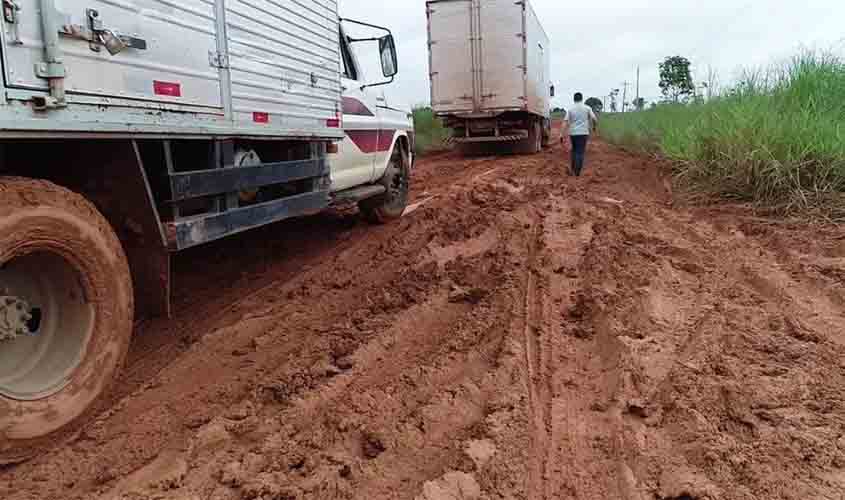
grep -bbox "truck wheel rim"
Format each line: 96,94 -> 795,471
386,157 -> 409,207
0,251 -> 94,401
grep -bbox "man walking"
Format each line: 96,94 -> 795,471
562,93 -> 598,176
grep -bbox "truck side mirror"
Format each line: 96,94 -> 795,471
379,34 -> 398,78
550,85 -> 555,97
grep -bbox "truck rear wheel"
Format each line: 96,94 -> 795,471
542,119 -> 552,148
516,121 -> 542,155
359,146 -> 411,223
0,177 -> 133,464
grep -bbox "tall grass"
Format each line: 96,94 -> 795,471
602,52 -> 845,218
412,107 -> 451,156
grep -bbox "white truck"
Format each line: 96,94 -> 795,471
426,0 -> 553,153
0,0 -> 412,463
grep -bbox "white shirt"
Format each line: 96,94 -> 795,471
564,103 -> 598,136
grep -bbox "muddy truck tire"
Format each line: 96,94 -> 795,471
0,177 -> 133,465
516,120 -> 542,155
542,119 -> 552,148
359,146 -> 411,224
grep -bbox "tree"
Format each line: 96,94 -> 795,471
659,56 -> 695,103
585,97 -> 603,114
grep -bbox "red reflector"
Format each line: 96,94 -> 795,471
253,112 -> 269,124
153,81 -> 181,97
326,118 -> 341,128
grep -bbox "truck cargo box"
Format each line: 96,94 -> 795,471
426,0 -> 551,118
0,0 -> 343,139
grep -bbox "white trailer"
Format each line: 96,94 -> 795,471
426,0 -> 553,153
0,0 -> 413,464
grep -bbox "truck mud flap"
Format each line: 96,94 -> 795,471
51,140 -> 172,318
120,142 -> 172,318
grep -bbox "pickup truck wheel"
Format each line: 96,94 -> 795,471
0,177 -> 133,464
359,147 -> 411,224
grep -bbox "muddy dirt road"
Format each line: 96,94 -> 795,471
3,136 -> 845,500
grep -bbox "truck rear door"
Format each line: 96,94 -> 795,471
427,0 -> 474,113
3,0 -> 223,110
478,0 -> 525,111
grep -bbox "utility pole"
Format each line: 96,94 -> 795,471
621,81 -> 630,113
635,67 -> 640,110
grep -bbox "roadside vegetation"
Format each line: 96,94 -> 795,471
412,106 -> 451,156
602,53 -> 845,218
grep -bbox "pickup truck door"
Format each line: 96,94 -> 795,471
331,33 -> 377,192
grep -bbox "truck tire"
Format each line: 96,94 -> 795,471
542,119 -> 552,148
530,120 -> 543,153
516,121 -> 542,155
359,146 -> 411,224
0,177 -> 133,464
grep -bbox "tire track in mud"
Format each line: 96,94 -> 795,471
534,198 -> 640,500
518,212 -> 553,500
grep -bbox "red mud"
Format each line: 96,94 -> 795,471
2,135 -> 845,500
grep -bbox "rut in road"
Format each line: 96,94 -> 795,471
516,213 -> 549,500
3,138 -> 845,500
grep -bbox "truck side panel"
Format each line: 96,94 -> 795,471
2,0 -> 223,109
0,0 -> 342,140
226,0 -> 341,133
524,1 -> 551,118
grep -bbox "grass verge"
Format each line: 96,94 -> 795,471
412,107 -> 451,156
601,53 -> 845,219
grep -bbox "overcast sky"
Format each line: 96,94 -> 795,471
339,0 -> 845,110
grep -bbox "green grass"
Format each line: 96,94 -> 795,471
412,107 -> 451,156
601,52 -> 845,218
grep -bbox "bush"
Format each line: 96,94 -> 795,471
412,107 -> 451,156
601,52 -> 845,218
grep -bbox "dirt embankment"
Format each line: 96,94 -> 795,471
2,137 -> 845,500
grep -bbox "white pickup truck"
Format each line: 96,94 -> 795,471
331,19 -> 415,221
0,1 -> 412,463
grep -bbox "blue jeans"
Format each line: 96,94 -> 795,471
570,135 -> 589,176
